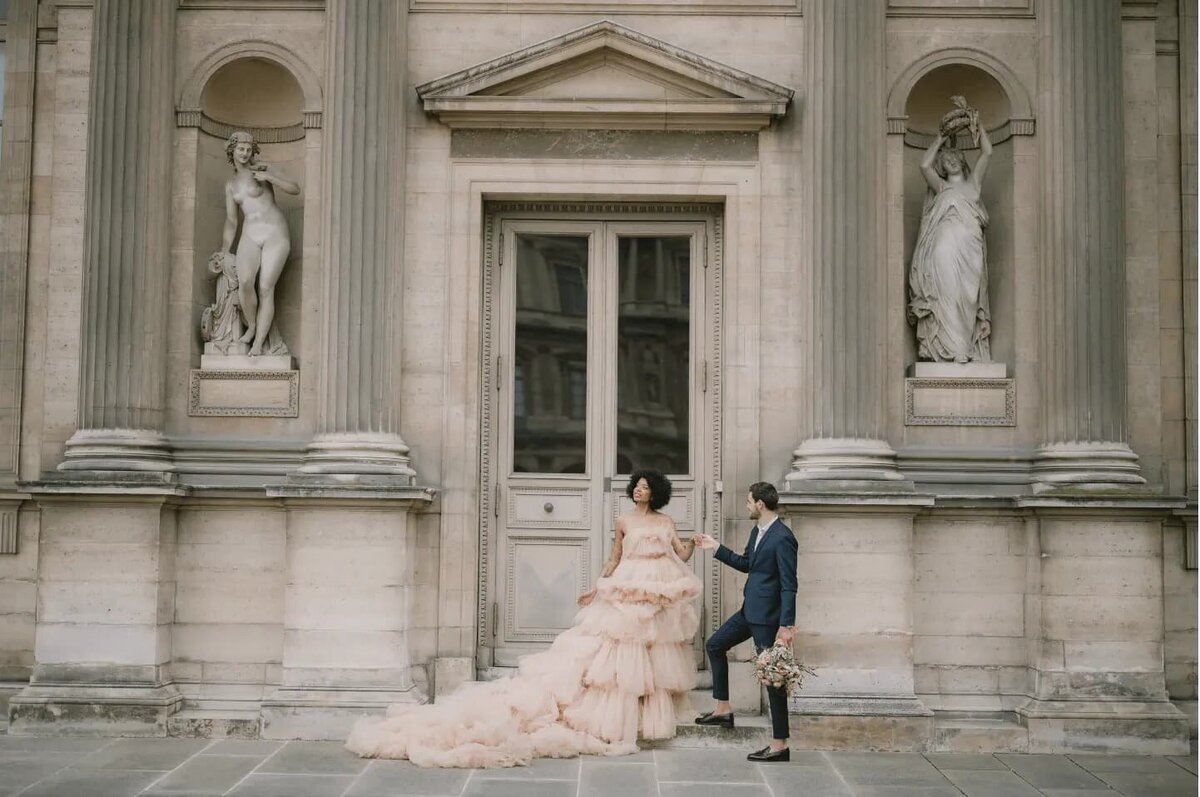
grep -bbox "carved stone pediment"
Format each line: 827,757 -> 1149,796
416,20 -> 794,131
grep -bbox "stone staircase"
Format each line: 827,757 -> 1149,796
655,689 -> 1031,753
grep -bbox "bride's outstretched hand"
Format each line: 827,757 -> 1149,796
577,588 -> 597,607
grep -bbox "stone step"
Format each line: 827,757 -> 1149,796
166,709 -> 261,740
931,712 -> 1029,754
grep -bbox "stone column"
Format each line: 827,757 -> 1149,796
268,1 -> 430,737
1032,0 -> 1144,489
57,0 -> 176,475
9,0 -> 184,737
786,0 -> 905,486
296,0 -> 415,482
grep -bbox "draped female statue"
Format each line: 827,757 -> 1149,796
907,105 -> 993,363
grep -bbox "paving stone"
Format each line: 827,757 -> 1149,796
1168,754 -> 1198,774
926,752 -> 1008,770
0,752 -> 79,796
463,778 -> 578,797
473,755 -> 580,779
345,759 -> 471,796
827,752 -> 957,787
757,763 -> 853,796
583,749 -> 656,763
852,787 -> 962,797
939,768 -> 1043,797
1089,769 -> 1199,797
70,738 -> 212,771
659,784 -> 771,797
226,773 -> 356,797
0,736 -> 113,754
995,754 -> 1107,790
20,768 -> 164,797
198,739 -> 282,757
257,741 -> 368,775
1038,792 -> 1118,797
1069,754 -> 1189,774
656,749 -> 765,784
580,761 -> 656,797
141,754 -> 260,794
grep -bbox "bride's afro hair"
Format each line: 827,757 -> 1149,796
626,469 -> 672,510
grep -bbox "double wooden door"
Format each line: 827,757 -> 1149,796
480,208 -> 722,669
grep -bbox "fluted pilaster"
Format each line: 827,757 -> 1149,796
1033,0 -> 1144,488
787,0 -> 903,485
59,0 -> 175,473
298,0 -> 415,481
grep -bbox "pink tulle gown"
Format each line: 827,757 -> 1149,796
345,518 -> 702,768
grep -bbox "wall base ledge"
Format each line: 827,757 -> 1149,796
7,683 -> 183,737
260,686 -> 425,740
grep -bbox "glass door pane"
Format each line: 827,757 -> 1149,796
615,236 -> 692,475
512,233 -> 591,475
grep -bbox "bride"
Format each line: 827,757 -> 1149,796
345,468 -> 702,768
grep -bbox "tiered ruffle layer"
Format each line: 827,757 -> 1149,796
346,525 -> 702,768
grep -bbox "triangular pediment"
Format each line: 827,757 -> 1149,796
416,20 -> 793,131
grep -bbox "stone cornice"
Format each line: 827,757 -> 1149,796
417,20 -> 793,132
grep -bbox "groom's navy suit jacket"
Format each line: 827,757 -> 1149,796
714,518 -> 798,628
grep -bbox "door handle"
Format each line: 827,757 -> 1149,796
543,502 -> 554,513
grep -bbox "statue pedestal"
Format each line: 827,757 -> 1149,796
188,354 -> 299,418
904,362 -> 1014,426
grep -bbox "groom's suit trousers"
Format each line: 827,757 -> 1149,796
705,609 -> 789,740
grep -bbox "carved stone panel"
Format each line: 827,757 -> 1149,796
188,369 -> 300,417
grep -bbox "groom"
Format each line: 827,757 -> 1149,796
694,481 -> 797,762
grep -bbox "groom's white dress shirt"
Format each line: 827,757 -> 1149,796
752,517 -> 776,552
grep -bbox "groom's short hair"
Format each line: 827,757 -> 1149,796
749,481 -> 779,511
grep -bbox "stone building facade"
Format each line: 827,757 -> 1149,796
0,0 -> 1195,753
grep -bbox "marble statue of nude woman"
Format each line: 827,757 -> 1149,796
221,130 -> 300,356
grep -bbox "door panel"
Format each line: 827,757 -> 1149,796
484,211 -> 719,670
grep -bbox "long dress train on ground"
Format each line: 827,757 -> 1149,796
345,519 -> 703,768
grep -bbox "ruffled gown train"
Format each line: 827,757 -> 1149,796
345,521 -> 703,768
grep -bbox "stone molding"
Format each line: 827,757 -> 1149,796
176,38 -> 324,121
896,119 -> 1035,148
410,0 -> 799,15
885,0 -> 1033,17
0,496 -> 21,555
416,20 -> 793,131
886,46 -> 1036,125
904,377 -> 1016,427
174,110 -> 318,141
187,369 -> 300,417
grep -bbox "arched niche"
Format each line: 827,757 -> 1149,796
188,55 -> 309,367
895,58 -> 1025,368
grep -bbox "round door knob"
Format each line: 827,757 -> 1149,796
543,502 -> 554,513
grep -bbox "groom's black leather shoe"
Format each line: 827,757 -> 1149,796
694,711 -> 734,728
747,745 -> 790,762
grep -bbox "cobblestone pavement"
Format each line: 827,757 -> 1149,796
0,736 -> 1195,797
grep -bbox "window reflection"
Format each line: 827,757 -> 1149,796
512,234 -> 589,475
616,236 -> 691,475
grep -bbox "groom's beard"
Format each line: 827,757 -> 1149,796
748,509 -> 760,520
